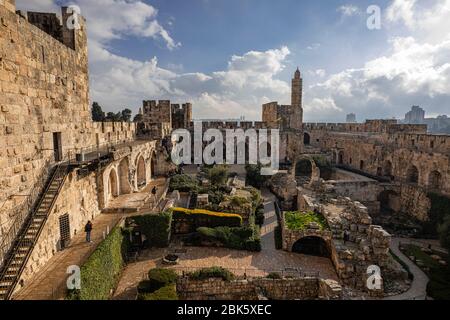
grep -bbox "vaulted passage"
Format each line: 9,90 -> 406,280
292,236 -> 330,258
136,156 -> 146,189
304,132 -> 311,145
295,159 -> 313,179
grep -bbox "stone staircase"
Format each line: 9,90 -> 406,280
0,164 -> 68,300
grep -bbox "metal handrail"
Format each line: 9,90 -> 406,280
0,159 -> 52,269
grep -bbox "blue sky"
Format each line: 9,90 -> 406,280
16,0 -> 450,122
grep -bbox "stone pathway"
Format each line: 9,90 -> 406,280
113,188 -> 339,300
260,189 -> 278,251
384,238 -> 430,300
14,213 -> 129,300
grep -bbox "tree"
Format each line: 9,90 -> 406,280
121,108 -> 132,122
245,163 -> 268,188
133,114 -> 144,122
91,102 -> 105,122
105,112 -> 121,122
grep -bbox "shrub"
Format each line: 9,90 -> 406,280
67,226 -> 129,300
169,174 -> 199,192
285,211 -> 329,231
196,225 -> 261,252
255,205 -> 265,226
148,268 -> 178,288
245,164 -> 268,188
137,280 -> 160,294
138,285 -> 178,300
171,208 -> 242,233
208,165 -> 228,186
127,212 -> 172,247
189,267 -> 234,281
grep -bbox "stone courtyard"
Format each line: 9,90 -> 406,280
0,0 -> 449,301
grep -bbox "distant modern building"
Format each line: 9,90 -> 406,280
403,106 -> 450,134
346,113 -> 357,123
405,106 -> 425,124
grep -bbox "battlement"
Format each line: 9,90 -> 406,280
187,121 -> 268,131
304,120 -> 427,134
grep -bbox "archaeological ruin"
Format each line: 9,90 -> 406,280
0,1 -> 449,301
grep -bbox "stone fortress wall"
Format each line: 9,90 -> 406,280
0,3 -> 164,296
304,119 -> 450,221
0,3 -> 139,238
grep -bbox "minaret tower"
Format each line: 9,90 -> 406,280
286,68 -> 304,173
291,67 -> 303,108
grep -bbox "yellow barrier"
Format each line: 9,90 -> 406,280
170,207 -> 243,222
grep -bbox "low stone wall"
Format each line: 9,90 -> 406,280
176,277 -> 342,300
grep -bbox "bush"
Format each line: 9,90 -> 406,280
196,226 -> 261,252
148,268 -> 178,288
189,267 -> 234,281
285,211 -> 329,231
255,205 -> 265,226
208,165 -> 228,186
245,164 -> 268,188
67,226 -> 129,300
169,174 -> 199,192
137,280 -> 160,294
172,208 -> 242,233
138,285 -> 178,300
127,212 -> 172,247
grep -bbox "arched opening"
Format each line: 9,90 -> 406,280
377,167 -> 383,176
338,151 -> 344,165
384,161 -> 393,178
108,169 -> 119,201
118,158 -> 131,195
406,165 -> 419,184
304,132 -> 311,145
292,236 -> 330,258
136,156 -> 146,189
428,170 -> 442,190
378,190 -> 401,213
150,152 -> 157,180
360,160 -> 365,171
295,159 -> 313,183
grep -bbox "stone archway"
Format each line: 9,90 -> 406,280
378,190 -> 401,213
119,157 -> 132,195
108,169 -> 119,201
338,151 -> 344,165
304,132 -> 311,145
295,159 -> 313,180
136,155 -> 147,189
292,236 -> 330,258
150,152 -> 157,180
406,165 -> 419,184
428,170 -> 441,190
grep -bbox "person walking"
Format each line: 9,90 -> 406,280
85,221 -> 93,243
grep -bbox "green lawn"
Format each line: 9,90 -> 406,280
401,244 -> 450,300
284,211 -> 329,231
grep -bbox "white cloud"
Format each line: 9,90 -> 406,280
338,4 -> 361,17
16,0 -> 180,50
385,0 -> 417,29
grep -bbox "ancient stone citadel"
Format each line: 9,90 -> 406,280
0,2 -> 449,301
